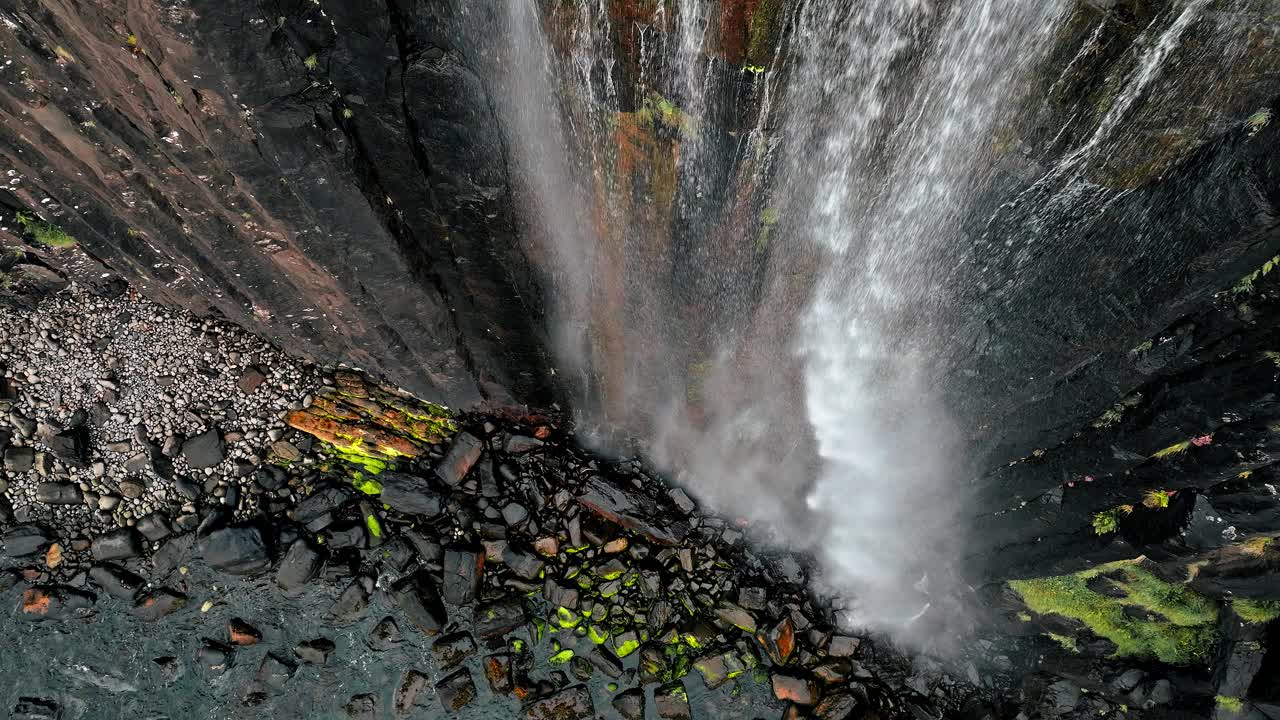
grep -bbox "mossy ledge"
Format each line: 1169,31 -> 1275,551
1009,557 -> 1219,664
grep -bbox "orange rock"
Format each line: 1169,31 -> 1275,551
228,617 -> 262,646
21,588 -> 51,615
45,543 -> 63,569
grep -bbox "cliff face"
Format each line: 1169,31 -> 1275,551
0,0 -> 550,409
2,0 -> 1279,564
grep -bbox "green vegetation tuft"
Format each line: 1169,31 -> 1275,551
1047,632 -> 1079,653
303,54 -> 318,70
15,212 -> 76,247
1232,254 -> 1280,296
1152,441 -> 1191,460
1232,598 -> 1280,625
1144,490 -> 1173,509
1216,696 -> 1244,713
1009,559 -> 1219,664
1093,505 -> 1132,536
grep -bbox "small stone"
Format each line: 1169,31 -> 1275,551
199,524 -> 270,575
435,433 -> 483,486
196,639 -> 233,674
502,502 -> 528,525
89,563 -> 146,599
436,668 -> 477,711
432,632 -> 477,668
379,472 -> 443,517
92,528 -> 143,561
118,477 -> 146,499
391,571 -> 447,636
136,513 -> 172,542
228,618 -> 262,646
238,366 -> 267,394
270,440 -> 301,463
525,685 -> 594,720
369,616 -> 403,650
182,428 -> 224,469
294,638 -> 335,665
534,537 -> 558,556
35,482 -> 82,505
44,543 -> 62,569
98,495 -> 121,511
772,673 -> 818,705
604,538 -> 629,553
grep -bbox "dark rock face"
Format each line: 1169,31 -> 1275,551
0,0 -> 550,410
199,524 -> 270,575
379,473 -> 442,517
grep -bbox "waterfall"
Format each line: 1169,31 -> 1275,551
489,0 -> 1224,641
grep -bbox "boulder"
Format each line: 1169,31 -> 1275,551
525,685 -> 594,720
436,668 -> 477,711
199,524 -> 270,574
92,528 -> 144,561
2,524 -> 54,557
474,597 -> 526,639
442,546 -> 483,605
577,478 -> 689,545
182,428 -> 225,469
379,472 -> 443,517
35,482 -> 81,505
432,632 -> 477,668
276,539 -> 325,590
391,572 -> 447,636
88,563 -> 146,599
393,670 -> 430,716
435,433 -> 483,486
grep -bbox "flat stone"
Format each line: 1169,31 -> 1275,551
525,685 -> 594,720
92,528 -> 144,561
503,548 -> 545,580
123,452 -> 152,474
44,426 -> 90,468
151,534 -> 195,579
199,524 -> 270,575
762,616 -> 797,664
270,440 -> 302,462
654,681 -> 691,720
588,647 -> 624,678
503,434 -> 543,454
182,429 -> 224,469
814,693 -> 860,719
290,483 -> 353,523
136,512 -> 172,542
369,616 -> 403,650
294,638 -> 336,665
35,482 -> 81,505
713,602 -> 757,632
827,635 -> 861,657
483,653 -> 513,693
773,673 -> 818,705
18,585 -> 96,620
432,631 -> 477,668
694,652 -> 748,690
545,581 -> 580,610
344,693 -> 377,720
256,652 -> 295,689
391,572 -> 447,636
613,688 -> 645,720
276,539 -> 325,590
442,546 -> 483,605
238,366 -> 267,394
88,563 -> 146,599
133,589 -> 188,621
434,433 -> 483,486
379,472 -> 442,517
474,597 -> 526,640
2,524 -> 53,557
327,575 -> 373,624
436,668 -> 477,711
577,477 -> 688,546
4,446 -> 34,472
228,618 -> 262,646
118,477 -> 146,499
393,669 -> 430,716
502,502 -> 528,525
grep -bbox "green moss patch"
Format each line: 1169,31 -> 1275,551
1232,598 -> 1280,625
15,212 -> 76,247
1009,559 -> 1219,664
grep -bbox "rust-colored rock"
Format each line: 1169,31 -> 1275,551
772,673 -> 817,705
45,542 -> 63,569
21,588 -> 51,615
759,616 -> 796,665
229,617 -> 262,646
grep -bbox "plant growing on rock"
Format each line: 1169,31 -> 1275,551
1093,505 -> 1132,536
1143,490 -> 1174,509
14,212 -> 76,248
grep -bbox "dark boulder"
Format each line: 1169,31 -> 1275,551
436,668 -> 477,711
92,528 -> 144,561
391,572 -> 447,636
2,524 -> 54,557
393,670 -> 431,717
43,425 -> 90,468
328,576 -> 374,624
432,632 -> 477,668
291,484 -> 354,524
613,688 -> 645,720
136,512 -> 172,542
474,597 -> 526,640
525,685 -> 594,720
35,482 -> 82,505
435,433 -> 484,486
369,617 -> 403,651
18,585 -> 96,620
379,472 -> 443,517
3,446 -> 34,473
199,524 -> 270,574
577,478 -> 689,546
88,563 -> 147,599
182,429 -> 225,469
276,539 -> 325,590
442,546 -> 483,605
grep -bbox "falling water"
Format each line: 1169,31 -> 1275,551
489,0 -> 1226,641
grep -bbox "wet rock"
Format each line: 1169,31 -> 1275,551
152,656 -> 184,686
88,563 -> 146,599
639,644 -> 669,684
669,488 -> 696,515
151,534 -> 195,579
43,425 -> 90,467
714,602 -> 757,633
92,528 -> 143,561
533,536 -> 559,556
588,647 -> 624,678
1147,679 -> 1173,706
3,524 -> 54,557
443,546 -> 483,605
545,581 -> 580,610
502,502 -> 529,525
827,636 -> 860,657
136,512 -> 172,542
256,653 -> 295,690
196,639 -> 233,674
762,616 -> 797,665
294,638 -> 335,665
393,669 -> 430,717
475,597 -> 526,639
369,616 -> 403,650
379,472 -> 443,516
118,477 -> 146,499
654,681 -> 691,719
254,466 -> 287,492
613,688 -> 645,720
200,523 -> 270,574
504,434 -> 543,454
773,673 -> 818,705
328,575 -> 373,623
814,693 -> 860,719
577,478 -> 689,545
694,652 -> 748,690
433,631 -> 477,668
436,668 -> 478,710
19,585 -> 96,620
4,445 -> 34,472
182,428 -> 224,469
504,548 -> 545,580
344,693 -> 377,720
238,366 -> 267,394
484,653 -> 513,693
435,433 -> 483,486
133,589 -> 188,621
35,482 -> 81,505
276,539 -> 325,590
291,483 -> 354,524
1046,680 -> 1081,715
229,618 -> 262,646
391,571 -> 447,636
525,685 -> 594,720
269,440 -> 301,463
12,697 -> 60,720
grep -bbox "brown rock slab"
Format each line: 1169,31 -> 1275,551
577,477 -> 689,545
436,668 -> 477,711
435,432 -> 483,486
773,673 -> 818,705
393,669 -> 430,717
524,685 -> 594,720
